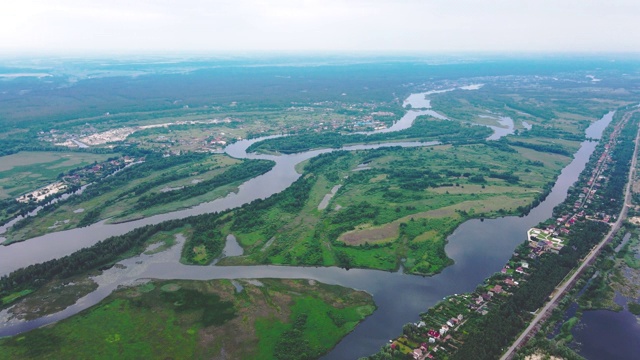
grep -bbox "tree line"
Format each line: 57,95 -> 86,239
246,117 -> 492,154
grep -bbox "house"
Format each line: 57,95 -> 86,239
521,261 -> 529,269
413,348 -> 423,360
515,267 -> 524,274
492,285 -> 503,294
446,320 -> 454,327
439,325 -> 449,335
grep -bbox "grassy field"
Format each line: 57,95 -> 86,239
0,151 -> 112,200
214,140 -> 572,275
5,154 -> 268,242
0,279 -> 374,360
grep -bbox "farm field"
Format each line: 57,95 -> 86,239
0,278 -> 374,360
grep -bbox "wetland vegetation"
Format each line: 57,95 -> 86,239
0,278 -> 374,360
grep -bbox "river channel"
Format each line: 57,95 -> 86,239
0,88 -> 614,359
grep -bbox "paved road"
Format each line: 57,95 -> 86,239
500,110 -> 640,360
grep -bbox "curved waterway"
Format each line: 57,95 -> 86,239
0,91 -> 614,359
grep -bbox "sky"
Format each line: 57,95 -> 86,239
1,0 -> 638,55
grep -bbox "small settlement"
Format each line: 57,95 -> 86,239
389,255 -> 528,359
15,156 -> 134,204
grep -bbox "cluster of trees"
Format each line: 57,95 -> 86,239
246,117 -> 491,154
230,151 -> 347,236
0,219 -> 186,301
133,159 -> 274,211
523,125 -> 584,141
488,171 -> 520,184
181,216 -> 226,265
507,140 -> 571,156
502,100 -> 556,121
230,174 -> 314,235
274,314 -> 319,360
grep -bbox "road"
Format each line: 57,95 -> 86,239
500,109 -> 640,360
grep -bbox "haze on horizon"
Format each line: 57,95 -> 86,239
1,0 -> 639,55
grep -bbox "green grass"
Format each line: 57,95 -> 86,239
628,302 -> 640,315
555,316 -> 579,343
0,279 -> 374,360
1,290 -> 34,306
0,298 -> 199,359
255,286 -> 375,359
223,141 -> 569,274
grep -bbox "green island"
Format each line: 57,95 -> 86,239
0,278 -> 374,360
209,141 -> 562,274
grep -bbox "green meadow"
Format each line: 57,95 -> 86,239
0,279 -> 374,360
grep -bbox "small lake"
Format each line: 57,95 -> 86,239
0,89 -> 614,359
571,293 -> 640,360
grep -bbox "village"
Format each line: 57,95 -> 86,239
42,118 -> 235,149
387,244 -> 533,360
526,113 -> 625,254
15,155 -> 136,204
41,108 -> 394,154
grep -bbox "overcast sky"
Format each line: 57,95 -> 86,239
1,0 -> 638,54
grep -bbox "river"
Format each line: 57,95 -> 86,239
0,90 -> 614,359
